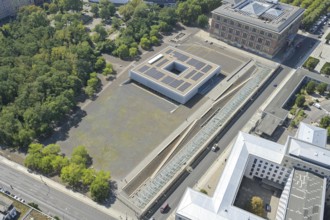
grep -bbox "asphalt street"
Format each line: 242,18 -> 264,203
150,65 -> 293,220
0,163 -> 116,220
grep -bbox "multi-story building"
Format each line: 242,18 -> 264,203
210,0 -> 304,58
176,122 -> 330,220
0,0 -> 34,20
129,46 -> 220,104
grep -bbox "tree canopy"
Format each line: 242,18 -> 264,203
248,196 -> 264,217
295,94 -> 306,107
0,7 -> 98,148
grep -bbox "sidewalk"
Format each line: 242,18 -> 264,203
310,28 -> 330,72
0,156 -> 137,220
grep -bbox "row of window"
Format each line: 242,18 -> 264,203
249,171 -> 287,183
219,32 -> 269,51
213,16 -> 275,38
216,24 -> 272,46
284,159 -> 328,176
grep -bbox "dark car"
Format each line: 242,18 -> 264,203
265,204 -> 271,212
5,190 -> 10,195
160,202 -> 169,213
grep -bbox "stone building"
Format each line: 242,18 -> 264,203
210,0 -> 304,58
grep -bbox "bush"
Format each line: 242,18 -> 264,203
295,94 -> 305,107
306,81 -> 316,94
200,189 -> 208,195
247,196 -> 264,217
316,82 -> 328,94
303,57 -> 320,71
320,62 -> 330,75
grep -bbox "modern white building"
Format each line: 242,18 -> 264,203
129,47 -> 221,104
176,122 -> 330,220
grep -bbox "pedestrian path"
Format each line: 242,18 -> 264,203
310,29 -> 330,73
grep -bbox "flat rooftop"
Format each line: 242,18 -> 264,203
288,138 -> 330,169
286,170 -> 325,220
213,0 -> 304,33
130,47 -> 220,96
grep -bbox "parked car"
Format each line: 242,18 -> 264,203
265,204 -> 271,212
160,202 -> 169,213
212,144 -> 219,152
4,190 -> 10,195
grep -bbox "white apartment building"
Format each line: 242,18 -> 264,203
176,122 -> 330,220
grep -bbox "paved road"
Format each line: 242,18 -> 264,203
0,163 -> 116,220
150,65 -> 292,220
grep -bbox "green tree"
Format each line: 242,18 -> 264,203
90,171 -> 111,202
303,57 -> 320,71
0,7 -> 97,147
102,63 -> 114,77
116,44 -> 129,59
320,116 -> 330,128
85,72 -> 100,97
59,0 -> 83,12
306,81 -> 316,94
95,56 -> 106,72
51,155 -> 69,174
150,36 -> 159,45
48,3 -> 59,14
176,1 -> 202,25
316,82 -> 328,94
99,0 -> 116,21
248,196 -> 264,217
71,145 -> 90,167
159,7 -> 177,26
197,14 -> 209,28
111,17 -> 121,30
295,94 -> 305,107
320,62 -> 330,75
61,163 -> 83,187
94,24 -> 108,41
40,155 -> 55,174
82,168 -> 96,186
140,37 -> 151,50
129,47 -> 138,58
118,4 -> 134,21
90,4 -> 99,17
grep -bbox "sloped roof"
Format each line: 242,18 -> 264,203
296,122 -> 327,148
241,1 -> 271,16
